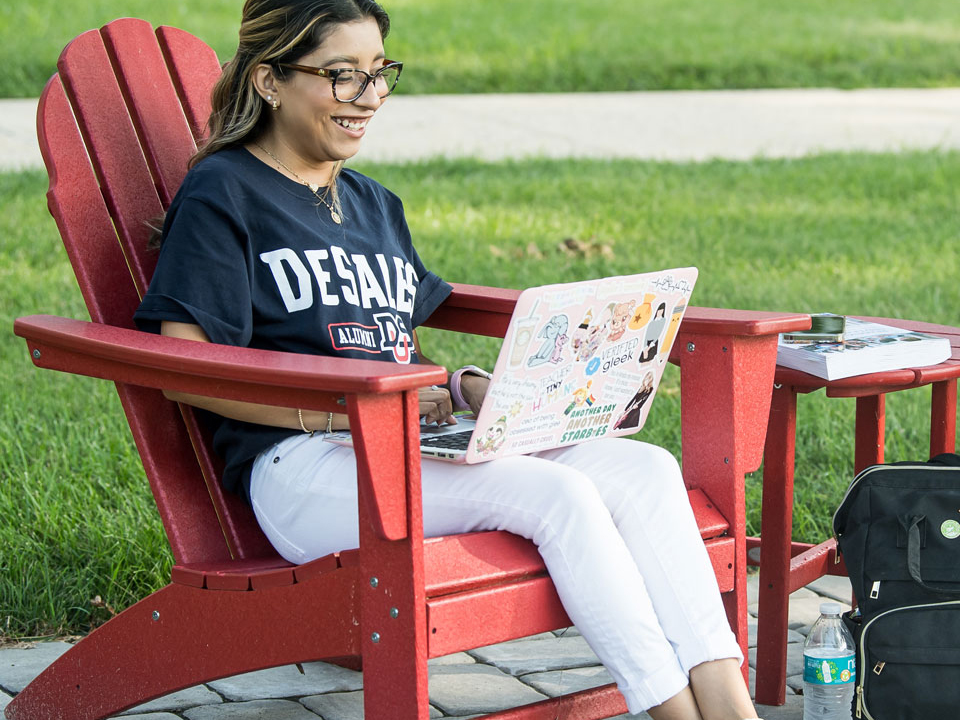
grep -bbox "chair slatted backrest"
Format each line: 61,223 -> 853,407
38,18 -> 278,564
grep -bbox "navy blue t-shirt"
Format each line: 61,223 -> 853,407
135,147 -> 452,498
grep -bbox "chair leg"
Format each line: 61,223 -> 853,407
754,384 -> 797,706
930,379 -> 958,457
358,543 -> 430,720
854,394 -> 885,473
351,391 -> 431,719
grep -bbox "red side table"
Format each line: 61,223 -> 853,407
751,317 -> 960,706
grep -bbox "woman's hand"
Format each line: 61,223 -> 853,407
419,386 -> 456,426
459,374 -> 490,416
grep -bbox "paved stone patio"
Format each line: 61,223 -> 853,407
0,573 -> 853,719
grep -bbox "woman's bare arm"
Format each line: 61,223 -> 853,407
160,321 -> 341,431
161,322 -> 455,429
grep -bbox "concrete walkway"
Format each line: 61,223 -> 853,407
0,573 -> 852,720
3,88 -> 960,171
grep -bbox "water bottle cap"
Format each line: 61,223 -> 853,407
820,601 -> 842,615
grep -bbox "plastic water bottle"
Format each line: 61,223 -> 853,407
803,602 -> 856,720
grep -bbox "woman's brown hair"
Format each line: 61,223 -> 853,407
148,0 -> 390,248
194,0 -> 390,168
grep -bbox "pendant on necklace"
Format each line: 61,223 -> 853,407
330,210 -> 342,224
308,183 -> 321,193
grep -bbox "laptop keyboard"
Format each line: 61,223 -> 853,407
420,430 -> 472,451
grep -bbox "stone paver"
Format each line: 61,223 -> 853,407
428,651 -> 476,666
118,685 -> 223,715
756,694 -> 805,720
749,585 -> 848,630
503,631 -> 557,643
300,690 -> 443,720
469,634 -> 600,675
749,621 -> 804,649
207,662 -> 361,702
788,594 -> 850,631
749,639 -> 806,679
0,690 -> 10,713
184,699 -> 321,720
786,674 -> 804,694
0,641 -> 71,693
111,714 -> 182,720
428,663 -> 547,716
518,664 -> 612,697
805,574 -> 853,604
299,690 -> 363,720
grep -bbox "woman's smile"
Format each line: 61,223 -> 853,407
331,114 -> 372,136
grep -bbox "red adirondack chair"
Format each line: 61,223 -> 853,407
9,18 -> 809,720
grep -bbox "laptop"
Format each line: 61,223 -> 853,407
329,267 -> 697,463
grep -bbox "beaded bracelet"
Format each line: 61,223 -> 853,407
298,410 -> 335,435
297,408 -> 314,436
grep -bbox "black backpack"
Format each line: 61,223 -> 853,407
833,453 -> 960,720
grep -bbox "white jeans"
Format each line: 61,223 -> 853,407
250,434 -> 741,713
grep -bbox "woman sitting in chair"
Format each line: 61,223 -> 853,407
134,2 -> 763,718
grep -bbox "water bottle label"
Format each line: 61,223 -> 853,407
803,654 -> 856,685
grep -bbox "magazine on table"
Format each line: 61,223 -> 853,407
776,316 -> 951,380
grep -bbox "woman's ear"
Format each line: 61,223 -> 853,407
252,63 -> 281,103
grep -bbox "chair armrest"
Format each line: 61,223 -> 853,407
14,314 -> 447,409
425,282 -> 522,337
427,283 -> 810,340
671,310 -> 810,538
15,314 -> 447,544
679,307 -> 810,337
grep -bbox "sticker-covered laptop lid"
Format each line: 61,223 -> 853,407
465,267 -> 698,463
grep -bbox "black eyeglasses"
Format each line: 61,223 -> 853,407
279,61 -> 403,103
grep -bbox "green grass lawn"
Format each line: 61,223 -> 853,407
2,151 -> 959,639
3,0 -> 960,99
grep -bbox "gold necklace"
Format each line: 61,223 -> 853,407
254,143 -> 342,224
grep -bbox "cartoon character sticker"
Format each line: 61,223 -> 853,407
659,300 -> 685,356
571,309 -> 594,357
475,415 -> 509,456
564,381 -> 596,415
607,300 -> 636,343
572,305 -> 612,363
629,293 -> 656,331
638,302 -> 668,364
613,372 -> 655,430
527,314 -> 570,368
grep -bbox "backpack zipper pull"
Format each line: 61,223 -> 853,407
856,685 -> 863,718
870,580 -> 881,599
873,661 -> 885,675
